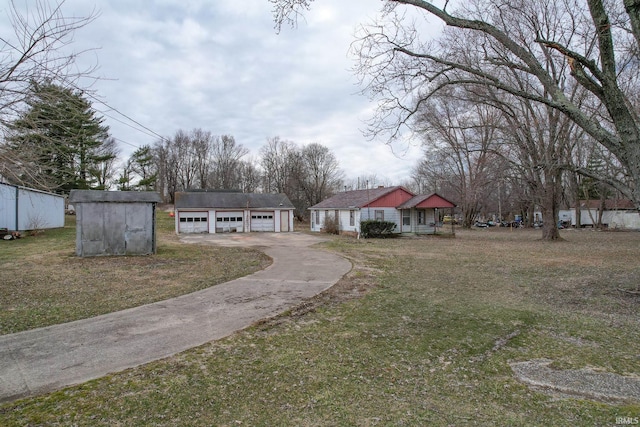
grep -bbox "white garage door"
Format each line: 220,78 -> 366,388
251,211 -> 274,232
178,211 -> 209,233
215,211 -> 244,233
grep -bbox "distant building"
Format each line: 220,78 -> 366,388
559,199 -> 639,229
0,182 -> 64,231
308,186 -> 456,236
174,191 -> 295,233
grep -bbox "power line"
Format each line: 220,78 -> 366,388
71,86 -> 171,150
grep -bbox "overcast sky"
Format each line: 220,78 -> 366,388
6,0 -> 442,184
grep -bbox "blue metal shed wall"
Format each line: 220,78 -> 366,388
0,183 -> 64,231
17,187 -> 65,230
0,183 -> 17,230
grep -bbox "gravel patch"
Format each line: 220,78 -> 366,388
511,359 -> 640,403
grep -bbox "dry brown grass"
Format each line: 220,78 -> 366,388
1,224 -> 639,426
0,214 -> 271,335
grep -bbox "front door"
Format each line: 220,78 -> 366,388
402,209 -> 411,232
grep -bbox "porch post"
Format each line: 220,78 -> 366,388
434,208 -> 438,235
451,207 -> 455,236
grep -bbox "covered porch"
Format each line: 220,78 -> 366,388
396,193 -> 457,235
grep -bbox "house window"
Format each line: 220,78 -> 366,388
402,210 -> 410,226
418,210 -> 425,225
315,210 -> 319,224
335,210 -> 339,221
375,210 -> 384,221
349,210 -> 355,226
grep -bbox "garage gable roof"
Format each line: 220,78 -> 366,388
175,192 -> 294,209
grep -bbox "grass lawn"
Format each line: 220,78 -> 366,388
0,211 -> 271,335
1,226 -> 639,425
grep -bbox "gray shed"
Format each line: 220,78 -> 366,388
69,190 -> 162,256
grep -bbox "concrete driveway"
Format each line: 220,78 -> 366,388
0,232 -> 351,403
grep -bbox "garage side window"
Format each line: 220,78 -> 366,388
349,210 -> 355,226
375,210 -> 384,221
315,210 -> 319,224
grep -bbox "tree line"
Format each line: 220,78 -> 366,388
1,0 -> 639,239
0,80 -> 346,217
273,0 -> 640,240
120,132 -> 344,218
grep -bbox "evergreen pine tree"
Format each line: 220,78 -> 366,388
7,81 -> 112,192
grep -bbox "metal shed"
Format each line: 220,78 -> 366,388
69,190 -> 162,256
0,182 -> 65,231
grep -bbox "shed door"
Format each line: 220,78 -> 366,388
215,211 -> 244,233
251,211 -> 275,232
178,211 -> 208,233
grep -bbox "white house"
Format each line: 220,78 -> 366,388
559,199 -> 639,229
309,186 -> 456,236
0,182 -> 65,231
174,191 -> 295,234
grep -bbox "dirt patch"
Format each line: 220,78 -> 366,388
511,359 -> 640,403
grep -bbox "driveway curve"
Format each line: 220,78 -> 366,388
0,232 -> 351,403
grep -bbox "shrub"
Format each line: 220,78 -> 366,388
360,219 -> 397,238
322,215 -> 340,235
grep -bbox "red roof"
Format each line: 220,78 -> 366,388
310,187 -> 457,210
310,186 -> 415,209
397,193 -> 456,209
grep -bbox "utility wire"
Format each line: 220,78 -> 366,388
77,87 -> 170,146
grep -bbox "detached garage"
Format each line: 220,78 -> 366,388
174,191 -> 295,234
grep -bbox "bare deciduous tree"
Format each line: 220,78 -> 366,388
0,0 -> 97,187
298,142 -> 344,206
272,0 -> 640,224
260,136 -> 298,194
208,134 -> 249,190
413,92 -> 505,227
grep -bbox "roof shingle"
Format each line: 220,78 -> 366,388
175,192 -> 294,209
310,186 -> 407,209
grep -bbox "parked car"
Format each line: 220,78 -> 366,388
443,215 -> 458,224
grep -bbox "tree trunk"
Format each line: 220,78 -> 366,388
540,168 -> 562,240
